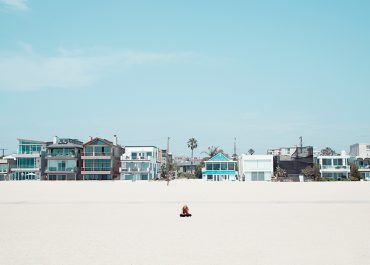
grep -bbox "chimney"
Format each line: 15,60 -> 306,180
88,136 -> 93,141
113,135 -> 118,146
53,136 -> 58,144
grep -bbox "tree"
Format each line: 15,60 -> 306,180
204,146 -> 224,158
301,164 -> 321,181
320,147 -> 337,156
349,163 -> 361,181
187,138 -> 198,173
274,166 -> 287,181
248,149 -> 255,155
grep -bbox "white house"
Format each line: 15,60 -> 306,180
238,154 -> 274,181
350,143 -> 370,180
120,146 -> 160,181
317,151 -> 350,180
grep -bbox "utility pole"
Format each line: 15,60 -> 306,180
0,148 -> 7,158
233,137 -> 237,161
299,136 -> 303,154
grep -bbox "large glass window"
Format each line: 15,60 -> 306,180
85,147 -> 93,156
206,163 -> 212,170
213,163 -> 220,170
221,163 -> 227,170
132,153 -> 137,159
333,159 -> 343,166
17,158 -> 36,168
228,162 -> 235,170
322,159 -> 332,166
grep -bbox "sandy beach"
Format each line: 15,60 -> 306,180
0,180 -> 369,265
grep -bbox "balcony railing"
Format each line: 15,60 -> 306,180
47,167 -> 77,172
82,167 -> 111,172
321,165 -> 349,170
82,152 -> 111,157
47,153 -> 77,158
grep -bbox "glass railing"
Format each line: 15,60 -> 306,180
17,151 -> 41,155
47,167 -> 77,172
82,152 -> 111,156
14,165 -> 38,169
321,165 -> 349,169
82,167 -> 111,171
47,153 -> 76,157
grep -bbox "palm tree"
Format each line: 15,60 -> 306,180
187,138 -> 198,173
320,147 -> 336,156
248,149 -> 255,155
204,146 -> 224,158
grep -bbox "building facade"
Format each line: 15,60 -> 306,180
238,154 -> 274,181
81,136 -> 123,180
45,137 -> 83,181
271,146 -> 314,181
0,155 -> 15,181
11,139 -> 49,180
349,143 -> 370,180
120,146 -> 160,181
202,153 -> 237,181
316,151 -> 350,180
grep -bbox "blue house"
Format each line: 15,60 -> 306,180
202,153 -> 237,181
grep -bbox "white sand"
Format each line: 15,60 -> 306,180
0,180 -> 370,265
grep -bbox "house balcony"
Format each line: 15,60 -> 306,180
320,165 -> 349,170
81,167 -> 111,175
46,154 -> 77,159
11,167 -> 40,172
120,168 -> 151,174
81,152 -> 112,159
14,153 -> 41,158
45,167 -> 78,174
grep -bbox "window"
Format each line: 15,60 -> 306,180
213,163 -> 220,170
322,159 -> 332,166
251,172 -> 258,181
207,175 -> 213,180
333,159 -> 343,166
221,163 -> 227,170
228,162 -> 235,170
206,163 -> 212,170
132,153 -> 137,159
258,172 -> 265,181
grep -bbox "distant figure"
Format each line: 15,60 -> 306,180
166,176 -> 170,186
180,205 -> 192,217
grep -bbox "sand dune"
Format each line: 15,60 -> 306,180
0,180 -> 369,265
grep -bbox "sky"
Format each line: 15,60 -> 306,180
1,0 -> 370,156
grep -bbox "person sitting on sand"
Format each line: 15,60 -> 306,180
180,205 -> 192,217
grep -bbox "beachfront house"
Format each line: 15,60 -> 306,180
268,145 -> 313,181
316,151 -> 350,180
11,139 -> 50,180
45,137 -> 83,181
202,153 -> 237,181
349,143 -> 370,180
120,146 -> 160,181
0,155 -> 16,181
81,136 -> 123,180
238,154 -> 274,181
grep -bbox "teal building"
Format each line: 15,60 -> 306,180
202,153 -> 237,181
11,139 -> 49,180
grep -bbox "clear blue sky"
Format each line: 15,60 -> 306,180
1,0 -> 370,156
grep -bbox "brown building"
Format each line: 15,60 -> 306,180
81,136 -> 123,180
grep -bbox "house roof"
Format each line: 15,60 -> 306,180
47,143 -> 83,148
209,153 -> 231,161
83,137 -> 113,147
